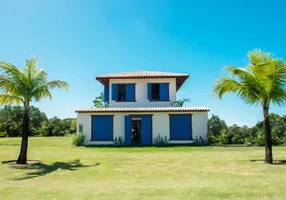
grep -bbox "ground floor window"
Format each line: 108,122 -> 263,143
169,114 -> 192,140
91,115 -> 113,141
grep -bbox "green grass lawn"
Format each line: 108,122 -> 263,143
0,137 -> 285,200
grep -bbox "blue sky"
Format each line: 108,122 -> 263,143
1,0 -> 285,126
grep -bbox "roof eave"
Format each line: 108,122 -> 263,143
75,107 -> 210,113
95,74 -> 189,91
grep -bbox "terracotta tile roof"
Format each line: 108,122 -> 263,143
75,106 -> 210,113
95,71 -> 189,91
96,71 -> 189,78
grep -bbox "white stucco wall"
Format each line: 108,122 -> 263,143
109,78 -> 177,107
77,111 -> 208,145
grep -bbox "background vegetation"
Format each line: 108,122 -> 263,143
0,105 -> 76,138
208,114 -> 286,146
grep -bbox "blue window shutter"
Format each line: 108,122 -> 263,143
126,84 -> 135,101
111,84 -> 118,101
141,115 -> 152,145
124,116 -> 132,145
147,83 -> 152,100
92,116 -> 113,140
104,86 -> 109,103
159,83 -> 169,101
170,115 -> 192,140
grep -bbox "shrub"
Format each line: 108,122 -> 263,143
114,136 -> 124,147
153,135 -> 168,147
254,133 -> 264,146
39,127 -> 49,136
218,134 -> 228,145
0,131 -> 8,138
72,133 -> 85,146
194,136 -> 208,146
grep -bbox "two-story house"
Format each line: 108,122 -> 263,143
76,71 -> 209,145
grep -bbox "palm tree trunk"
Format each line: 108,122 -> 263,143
263,106 -> 273,164
17,104 -> 30,164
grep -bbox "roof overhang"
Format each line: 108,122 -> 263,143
95,72 -> 189,91
75,107 -> 210,113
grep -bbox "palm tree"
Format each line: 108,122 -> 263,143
213,49 -> 286,164
0,57 -> 68,164
171,98 -> 190,107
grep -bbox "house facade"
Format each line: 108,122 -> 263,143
76,71 -> 209,145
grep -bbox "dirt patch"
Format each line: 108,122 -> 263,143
251,160 -> 286,165
2,160 -> 40,165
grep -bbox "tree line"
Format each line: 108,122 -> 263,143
0,105 -> 76,137
208,114 -> 286,146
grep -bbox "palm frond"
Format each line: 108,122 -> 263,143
0,57 -> 69,104
24,57 -> 39,88
171,98 -> 190,107
45,80 -> 69,90
0,74 -> 23,96
32,80 -> 69,101
214,49 -> 286,108
213,77 -> 261,105
0,94 -> 23,105
248,49 -> 273,65
0,62 -> 26,85
32,87 -> 53,101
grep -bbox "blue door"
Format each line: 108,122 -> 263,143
124,116 -> 132,145
141,115 -> 152,145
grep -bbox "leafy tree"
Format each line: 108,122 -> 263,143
45,117 -> 63,136
29,106 -> 48,131
93,92 -> 109,108
208,114 -> 227,144
217,129 -> 229,145
0,105 -> 22,137
70,119 -> 77,134
251,114 -> 286,145
171,98 -> 190,107
37,117 -> 76,137
0,57 -> 68,164
0,105 -> 49,137
228,125 -> 252,144
61,118 -> 76,135
214,49 -> 286,164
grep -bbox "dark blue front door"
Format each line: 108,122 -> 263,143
124,116 -> 132,145
141,115 -> 152,145
124,115 -> 152,145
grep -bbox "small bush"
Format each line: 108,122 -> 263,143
0,131 -> 8,138
194,136 -> 208,146
153,135 -> 168,147
39,127 -> 49,136
72,133 -> 85,146
254,134 -> 264,146
218,130 -> 229,145
114,136 -> 124,147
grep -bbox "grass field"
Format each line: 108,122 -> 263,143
0,137 -> 285,200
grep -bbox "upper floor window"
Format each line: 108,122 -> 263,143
118,84 -> 126,101
112,83 -> 136,102
151,84 -> 160,100
148,83 -> 169,101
